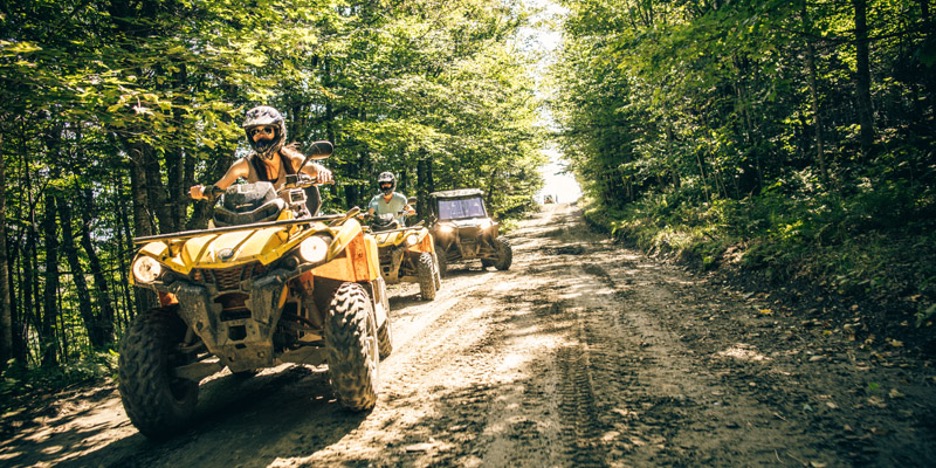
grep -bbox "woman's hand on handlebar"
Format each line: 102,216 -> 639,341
314,164 -> 333,185
190,184 -> 221,201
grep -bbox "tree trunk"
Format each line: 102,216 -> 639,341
128,144 -> 158,314
803,0 -> 828,184
40,193 -> 60,368
144,146 -> 173,234
129,142 -> 156,238
163,145 -> 183,233
114,172 -> 136,328
10,240 -> 27,367
853,0 -> 875,159
165,65 -> 188,233
0,132 -> 11,372
416,153 -> 434,219
20,151 -> 38,367
182,108 -> 203,230
60,197 -> 109,350
79,189 -> 116,347
696,152 -> 712,204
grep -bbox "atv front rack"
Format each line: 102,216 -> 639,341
132,214 -> 345,244
369,225 -> 424,236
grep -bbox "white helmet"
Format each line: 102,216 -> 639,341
242,106 -> 286,160
377,172 -> 396,194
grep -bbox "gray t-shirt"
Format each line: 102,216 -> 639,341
368,192 -> 409,224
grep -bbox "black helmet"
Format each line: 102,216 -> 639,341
242,106 -> 286,160
377,171 -> 396,194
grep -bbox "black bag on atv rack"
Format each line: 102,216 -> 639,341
212,182 -> 286,227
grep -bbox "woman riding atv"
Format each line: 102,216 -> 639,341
190,106 -> 333,203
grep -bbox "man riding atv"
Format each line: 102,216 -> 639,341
364,172 -> 441,300
366,172 -> 414,223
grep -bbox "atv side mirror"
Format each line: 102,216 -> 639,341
296,140 -> 334,174
307,140 -> 334,158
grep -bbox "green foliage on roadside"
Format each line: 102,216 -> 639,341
558,0 -> 936,333
585,174 -> 936,325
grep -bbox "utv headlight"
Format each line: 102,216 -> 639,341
438,224 -> 455,235
299,235 -> 330,263
478,219 -> 493,230
405,233 -> 419,246
132,255 -> 163,284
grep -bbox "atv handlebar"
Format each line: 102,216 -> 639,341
191,175 -> 335,202
193,184 -> 224,202
284,173 -> 335,190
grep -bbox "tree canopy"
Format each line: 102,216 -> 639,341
0,0 -> 545,378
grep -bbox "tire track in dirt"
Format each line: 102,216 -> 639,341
520,204 -> 824,466
561,254 -> 797,465
279,204 -> 585,466
270,261 -> 538,465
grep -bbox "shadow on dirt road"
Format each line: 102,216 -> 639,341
3,202 -> 935,467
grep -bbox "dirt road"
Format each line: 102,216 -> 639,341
3,202 -> 936,467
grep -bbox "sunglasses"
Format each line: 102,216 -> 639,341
249,126 -> 276,137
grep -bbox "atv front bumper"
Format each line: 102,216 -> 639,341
167,268 -> 290,373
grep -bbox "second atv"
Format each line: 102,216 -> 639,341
367,211 -> 441,301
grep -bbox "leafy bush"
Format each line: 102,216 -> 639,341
587,173 -> 936,331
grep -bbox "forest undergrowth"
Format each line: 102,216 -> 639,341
584,179 -> 936,356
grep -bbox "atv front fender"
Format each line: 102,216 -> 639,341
314,219 -> 380,283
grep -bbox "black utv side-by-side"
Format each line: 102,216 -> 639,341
427,189 -> 512,276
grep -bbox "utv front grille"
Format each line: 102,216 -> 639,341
461,239 -> 479,249
193,262 -> 266,292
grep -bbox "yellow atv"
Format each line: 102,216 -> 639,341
118,143 -> 391,439
367,212 -> 441,301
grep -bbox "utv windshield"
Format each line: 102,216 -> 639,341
437,197 -> 487,220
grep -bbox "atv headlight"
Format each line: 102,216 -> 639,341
299,235 -> 330,263
132,255 -> 162,284
478,219 -> 493,230
405,233 -> 419,246
438,224 -> 454,235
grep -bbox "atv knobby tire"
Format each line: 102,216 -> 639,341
377,314 -> 393,359
325,283 -> 379,411
493,237 -> 513,271
435,245 -> 448,279
375,277 -> 393,359
432,252 -> 442,290
118,306 -> 198,439
416,252 -> 437,300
